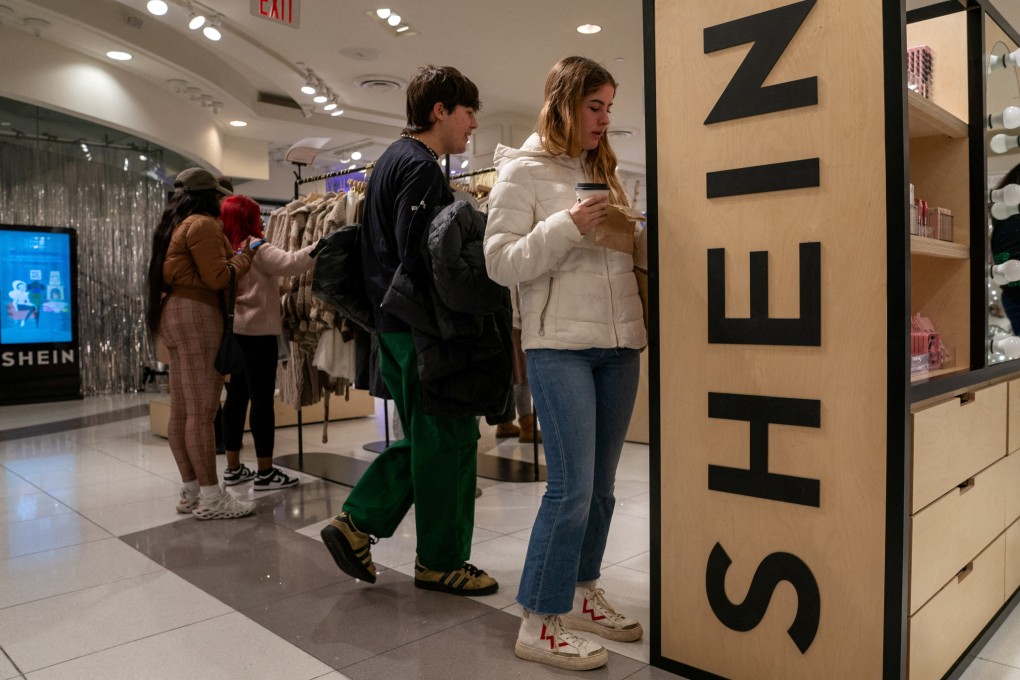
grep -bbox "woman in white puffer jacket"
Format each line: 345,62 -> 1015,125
483,56 -> 646,672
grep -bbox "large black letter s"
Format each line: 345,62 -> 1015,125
706,543 -> 820,653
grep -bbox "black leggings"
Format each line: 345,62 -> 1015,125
222,334 -> 279,459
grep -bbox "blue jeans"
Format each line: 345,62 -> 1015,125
516,347 -> 641,614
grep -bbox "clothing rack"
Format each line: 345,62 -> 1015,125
294,163 -> 374,200
274,161 -> 385,488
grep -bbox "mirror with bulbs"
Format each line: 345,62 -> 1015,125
986,13 -> 1020,364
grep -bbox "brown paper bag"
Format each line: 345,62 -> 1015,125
594,204 -> 645,254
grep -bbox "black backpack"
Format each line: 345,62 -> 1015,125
310,224 -> 374,333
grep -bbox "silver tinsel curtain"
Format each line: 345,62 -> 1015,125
0,139 -> 164,395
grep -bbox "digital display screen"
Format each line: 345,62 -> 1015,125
0,227 -> 75,345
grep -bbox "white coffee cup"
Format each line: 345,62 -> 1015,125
576,182 -> 609,204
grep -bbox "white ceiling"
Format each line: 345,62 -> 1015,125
0,0 -> 647,177
3,1 -> 1020,186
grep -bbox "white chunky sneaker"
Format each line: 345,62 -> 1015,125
562,583 -> 643,642
192,489 -> 255,520
175,488 -> 199,514
514,610 -> 608,671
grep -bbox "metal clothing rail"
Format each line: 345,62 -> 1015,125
449,166 -> 496,181
293,162 -> 374,200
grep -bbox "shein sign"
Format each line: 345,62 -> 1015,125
250,0 -> 299,28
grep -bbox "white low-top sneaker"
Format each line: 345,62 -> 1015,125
514,610 -> 608,671
562,583 -> 643,642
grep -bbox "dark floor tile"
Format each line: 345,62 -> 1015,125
172,533 -> 350,610
241,568 -> 494,669
120,515 -> 306,569
255,480 -> 350,530
342,608 -> 646,680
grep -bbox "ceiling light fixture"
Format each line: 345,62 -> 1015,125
313,89 -> 329,104
139,154 -> 148,161
331,109 -> 344,117
188,10 -> 205,30
146,0 -> 168,16
22,17 -> 50,36
106,50 -> 132,61
323,99 -> 338,111
229,120 -> 247,127
460,159 -> 469,169
300,79 -> 316,95
576,24 -> 602,34
203,16 -> 222,41
366,8 -> 417,37
351,151 -> 362,160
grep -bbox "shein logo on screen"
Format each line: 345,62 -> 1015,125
1,350 -> 76,367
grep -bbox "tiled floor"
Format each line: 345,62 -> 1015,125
0,395 -> 1016,679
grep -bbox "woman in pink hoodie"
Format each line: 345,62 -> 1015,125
219,195 -> 317,490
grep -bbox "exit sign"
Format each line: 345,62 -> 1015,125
250,0 -> 299,28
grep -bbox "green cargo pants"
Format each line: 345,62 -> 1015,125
343,331 -> 480,571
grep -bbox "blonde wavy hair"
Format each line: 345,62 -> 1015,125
536,56 -> 627,205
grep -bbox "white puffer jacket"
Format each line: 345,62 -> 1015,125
483,133 -> 646,351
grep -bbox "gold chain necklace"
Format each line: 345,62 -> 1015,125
400,133 -> 439,161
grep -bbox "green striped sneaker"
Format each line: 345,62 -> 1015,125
413,556 -> 498,596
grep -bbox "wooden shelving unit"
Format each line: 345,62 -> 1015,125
910,234 -> 970,258
907,90 -> 969,140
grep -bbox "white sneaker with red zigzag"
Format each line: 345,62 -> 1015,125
514,610 -> 608,670
562,583 -> 643,642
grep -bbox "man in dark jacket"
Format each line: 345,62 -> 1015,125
320,65 -> 498,597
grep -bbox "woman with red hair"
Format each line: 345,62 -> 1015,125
219,194 -> 318,490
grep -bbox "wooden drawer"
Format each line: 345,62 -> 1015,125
909,533 -> 1006,680
912,382 -> 1007,513
1009,378 -> 1020,455
1008,519 -> 1020,598
909,457 -> 1007,614
1008,453 -> 1020,527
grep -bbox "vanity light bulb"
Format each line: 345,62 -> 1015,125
990,259 -> 1020,285
992,336 -> 1020,359
988,106 -> 1020,131
989,184 -> 1020,206
991,134 -> 1020,154
990,48 -> 1020,71
992,202 -> 1020,220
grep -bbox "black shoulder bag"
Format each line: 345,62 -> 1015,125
214,266 -> 245,375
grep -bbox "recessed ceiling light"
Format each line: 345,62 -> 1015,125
106,51 -> 132,61
351,151 -> 362,160
375,8 -> 391,19
577,24 -> 601,34
387,13 -> 401,26
146,0 -> 168,16
229,120 -> 247,127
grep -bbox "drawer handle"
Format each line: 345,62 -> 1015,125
958,477 -> 976,492
957,561 -> 974,582
958,392 -> 977,406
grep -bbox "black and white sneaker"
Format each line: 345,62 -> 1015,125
222,463 -> 256,486
253,467 -> 300,491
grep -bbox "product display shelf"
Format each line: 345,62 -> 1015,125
909,234 -> 969,258
907,89 -> 968,140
